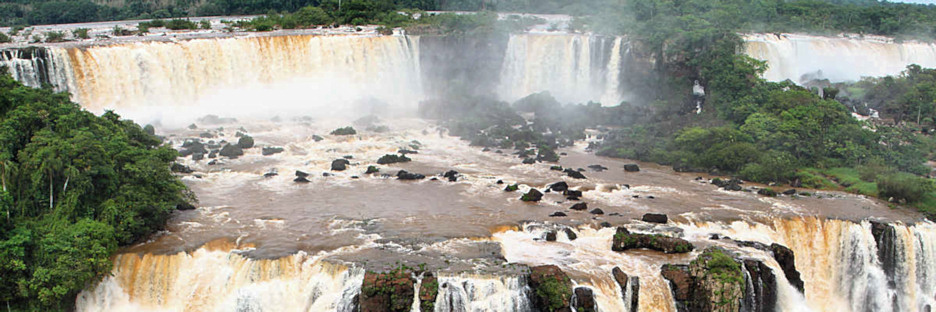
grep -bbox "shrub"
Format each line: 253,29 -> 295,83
166,19 -> 197,30
72,28 -> 90,39
44,31 -> 65,42
199,20 -> 211,29
330,126 -> 357,135
877,173 -> 933,203
0,32 -> 10,43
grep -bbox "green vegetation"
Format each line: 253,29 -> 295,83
0,32 -> 10,43
535,276 -> 571,312
0,67 -> 191,309
72,28 -> 89,39
330,126 -> 356,135
695,248 -> 744,285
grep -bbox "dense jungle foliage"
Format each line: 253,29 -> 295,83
0,67 -> 192,310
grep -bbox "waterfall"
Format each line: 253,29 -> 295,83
0,47 -> 73,91
497,34 -> 625,106
48,34 -> 423,124
432,273 -> 532,312
75,240 -> 365,312
743,33 -> 936,83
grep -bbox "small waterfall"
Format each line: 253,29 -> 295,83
0,47 -> 72,91
497,34 -> 625,106
432,273 -> 531,312
75,240 -> 364,312
743,33 -> 936,83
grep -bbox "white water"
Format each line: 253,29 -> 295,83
433,273 -> 532,312
497,34 -> 625,106
744,33 -> 936,83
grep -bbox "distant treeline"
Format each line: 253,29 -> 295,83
3,0 -> 936,37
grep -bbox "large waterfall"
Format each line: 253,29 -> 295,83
743,33 -> 936,83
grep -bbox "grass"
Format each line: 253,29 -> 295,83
795,167 -> 936,219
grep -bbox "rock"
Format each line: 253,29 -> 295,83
521,189 -> 543,202
782,189 -> 797,195
522,158 -> 536,164
312,135 -> 324,142
612,267 -> 639,312
331,159 -> 350,171
742,259 -> 778,312
398,149 -> 418,155
757,188 -> 778,197
182,139 -> 208,155
504,184 -> 519,192
188,123 -> 198,130
711,178 -> 727,187
563,228 -> 577,240
208,150 -> 217,158
687,247 -> 745,312
219,143 -> 244,158
262,147 -> 284,156
323,172 -> 332,177
418,273 -> 438,312
192,153 -> 204,161
588,164 -> 608,172
724,178 -> 743,191
443,170 -> 458,182
550,165 -> 563,171
237,135 -> 254,148
612,227 -> 693,254
396,170 -> 425,180
343,155 -> 353,159
549,181 -> 569,192
549,211 -> 567,217
359,270 -> 415,312
207,159 -> 220,165
563,189 -> 583,199
661,264 -> 692,301
590,208 -> 604,215
623,164 -> 640,172
570,203 -> 588,211
529,265 -> 573,312
377,154 -> 411,165
770,243 -> 804,293
196,114 -> 236,125
600,222 -> 613,228
170,163 -> 193,174
545,231 -> 557,241
572,287 -> 596,312
176,202 -> 196,210
263,170 -> 278,178
296,171 -> 309,178
330,126 -> 357,135
366,166 -> 380,174
564,168 -> 587,179
642,213 -> 668,224
294,177 -> 310,183
199,132 -> 215,138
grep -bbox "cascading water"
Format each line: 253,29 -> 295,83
497,34 -> 625,106
433,273 -> 532,312
75,240 -> 365,312
0,47 -> 72,91
743,33 -> 936,83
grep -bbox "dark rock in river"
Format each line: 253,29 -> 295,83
377,154 -> 411,165
312,134 -> 324,142
612,227 -> 693,254
550,165 -> 563,171
782,189 -> 797,195
219,143 -> 243,158
563,189 -> 583,199
757,188 -> 778,197
237,135 -> 254,148
396,170 -> 425,180
398,149 -> 418,155
293,177 -> 310,183
549,211 -> 567,217
564,168 -> 587,179
742,259 -> 778,312
570,203 -> 587,211
612,267 -> 639,312
504,184 -> 519,192
545,231 -> 557,241
192,153 -> 204,161
296,171 -> 309,178
549,181 -> 569,192
562,228 -> 577,241
623,164 -> 640,172
521,189 -> 543,202
170,163 -> 193,174
572,287 -> 596,312
661,264 -> 692,302
366,166 -> 380,174
522,158 -> 536,164
331,159 -> 350,171
642,213 -> 668,224
529,265 -> 573,312
208,150 -> 217,158
588,164 -> 608,172
770,243 -> 804,293
176,202 -> 196,210
262,147 -> 284,156
590,208 -> 604,215
443,170 -> 459,182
